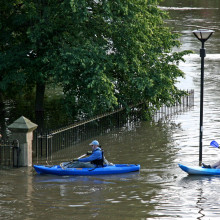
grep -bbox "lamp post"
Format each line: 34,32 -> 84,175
192,29 -> 214,166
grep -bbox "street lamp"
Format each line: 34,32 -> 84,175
192,29 -> 214,166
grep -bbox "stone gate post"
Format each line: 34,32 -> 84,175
8,116 -> 38,167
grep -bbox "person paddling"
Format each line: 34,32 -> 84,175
202,161 -> 220,169
77,140 -> 104,167
61,140 -> 104,168
202,140 -> 220,168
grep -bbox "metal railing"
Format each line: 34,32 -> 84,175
153,89 -> 194,122
0,139 -> 20,167
33,90 -> 194,164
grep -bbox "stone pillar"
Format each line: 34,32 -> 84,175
8,116 -> 38,167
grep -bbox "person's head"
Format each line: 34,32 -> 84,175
89,140 -> 99,150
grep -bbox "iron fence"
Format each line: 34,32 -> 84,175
33,90 -> 194,164
0,139 -> 20,167
153,89 -> 194,121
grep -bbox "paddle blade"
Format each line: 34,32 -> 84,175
210,140 -> 219,148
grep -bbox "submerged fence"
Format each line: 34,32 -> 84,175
0,140 -> 20,167
33,90 -> 194,164
34,107 -> 140,164
153,89 -> 194,122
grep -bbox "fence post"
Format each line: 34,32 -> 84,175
8,116 -> 38,167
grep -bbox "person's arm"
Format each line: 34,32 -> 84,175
78,150 -> 101,162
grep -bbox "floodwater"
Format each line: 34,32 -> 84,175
1,1 -> 220,219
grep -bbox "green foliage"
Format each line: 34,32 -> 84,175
0,0 -> 192,121
57,0 -> 191,117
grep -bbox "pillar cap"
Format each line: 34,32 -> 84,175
8,116 -> 38,133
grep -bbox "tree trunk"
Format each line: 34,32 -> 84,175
35,82 -> 46,130
0,92 -> 7,139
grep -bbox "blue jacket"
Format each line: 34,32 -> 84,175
78,147 -> 102,163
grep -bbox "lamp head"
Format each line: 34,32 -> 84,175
192,29 -> 214,43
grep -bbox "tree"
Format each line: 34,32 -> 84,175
0,1 -> 27,96
55,0 -> 191,118
0,0 -> 191,124
0,0 -> 77,126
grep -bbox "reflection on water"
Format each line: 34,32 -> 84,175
178,175 -> 220,219
33,172 -> 140,184
1,0 -> 220,219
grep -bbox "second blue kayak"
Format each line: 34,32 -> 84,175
34,164 -> 140,176
179,163 -> 220,175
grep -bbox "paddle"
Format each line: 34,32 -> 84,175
210,140 -> 220,148
60,154 -> 87,169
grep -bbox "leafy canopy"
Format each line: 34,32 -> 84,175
0,0 -> 191,120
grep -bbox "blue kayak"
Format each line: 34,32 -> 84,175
179,163 -> 220,175
33,164 -> 140,176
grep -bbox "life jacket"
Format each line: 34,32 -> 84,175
91,148 -> 104,167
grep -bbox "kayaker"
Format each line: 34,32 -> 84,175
63,140 -> 104,168
202,161 -> 220,169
